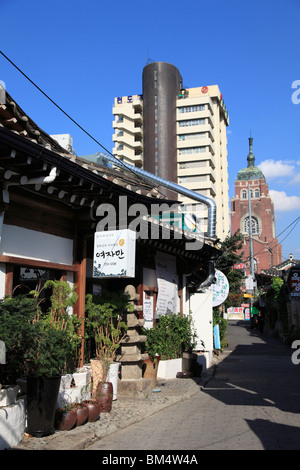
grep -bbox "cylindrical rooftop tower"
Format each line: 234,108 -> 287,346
142,62 -> 182,199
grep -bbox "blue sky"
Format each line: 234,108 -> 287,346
1,0 -> 300,260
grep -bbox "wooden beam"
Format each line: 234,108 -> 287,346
0,255 -> 77,272
5,264 -> 14,297
74,237 -> 87,368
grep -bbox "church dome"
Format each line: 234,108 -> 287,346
237,137 -> 265,181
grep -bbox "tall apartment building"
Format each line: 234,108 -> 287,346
112,62 -> 230,240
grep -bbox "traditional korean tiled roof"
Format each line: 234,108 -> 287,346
0,89 -> 169,202
0,89 -> 219,255
261,257 -> 300,277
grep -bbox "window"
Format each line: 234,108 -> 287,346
179,146 -> 206,155
255,188 -> 260,198
178,132 -> 206,141
178,105 -> 205,113
242,189 -> 247,199
179,175 -> 208,184
178,118 -> 206,127
243,216 -> 259,235
179,161 -> 207,169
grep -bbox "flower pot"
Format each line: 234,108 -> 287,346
54,409 -> 77,431
106,362 -> 120,400
157,358 -> 182,380
26,376 -> 61,438
90,359 -> 106,396
83,400 -> 101,422
182,352 -> 194,373
142,356 -> 160,388
74,405 -> 89,426
94,381 -> 113,412
59,374 -> 73,390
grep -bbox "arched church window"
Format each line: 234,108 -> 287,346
255,188 -> 260,198
242,189 -> 247,199
243,216 -> 259,235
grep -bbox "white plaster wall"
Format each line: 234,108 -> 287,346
189,290 -> 213,351
0,224 -> 73,265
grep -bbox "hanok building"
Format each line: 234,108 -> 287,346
0,89 -> 221,377
230,137 -> 282,275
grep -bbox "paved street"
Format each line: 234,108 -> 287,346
86,321 -> 300,450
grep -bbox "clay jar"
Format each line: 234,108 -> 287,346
54,409 -> 77,431
94,382 -> 113,412
83,400 -> 101,422
74,404 -> 89,426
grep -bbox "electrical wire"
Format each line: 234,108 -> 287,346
0,50 -> 168,198
1,50 -> 299,261
215,215 -> 300,273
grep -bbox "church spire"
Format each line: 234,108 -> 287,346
247,137 -> 255,168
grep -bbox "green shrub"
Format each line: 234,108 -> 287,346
0,296 -> 37,383
0,281 -> 82,382
84,290 -> 129,365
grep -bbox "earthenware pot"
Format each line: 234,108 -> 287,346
54,409 -> 77,431
83,400 -> 101,422
94,382 -> 113,412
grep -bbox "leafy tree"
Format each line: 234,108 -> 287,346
215,230 -> 245,308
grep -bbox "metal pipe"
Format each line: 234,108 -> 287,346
98,154 -> 217,238
24,166 -> 57,185
248,183 -> 254,277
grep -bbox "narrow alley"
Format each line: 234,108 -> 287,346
86,321 -> 300,450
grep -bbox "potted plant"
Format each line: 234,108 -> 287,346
0,295 -> 38,385
84,291 -> 129,403
82,398 -> 101,422
24,281 -> 81,437
69,401 -> 89,426
54,401 -> 77,431
143,313 -> 198,380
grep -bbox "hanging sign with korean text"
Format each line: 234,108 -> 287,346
288,266 -> 300,299
211,269 -> 229,307
93,229 -> 136,278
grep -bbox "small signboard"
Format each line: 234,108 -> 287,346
93,229 -> 136,278
227,306 -> 244,320
287,266 -> 300,299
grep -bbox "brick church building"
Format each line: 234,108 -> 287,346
231,137 -> 282,275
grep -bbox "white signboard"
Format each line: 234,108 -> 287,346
227,306 -> 244,320
143,291 -> 154,321
155,252 -> 179,318
211,270 -> 229,307
93,229 -> 136,278
245,276 -> 254,291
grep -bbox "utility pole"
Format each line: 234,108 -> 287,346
248,183 -> 254,277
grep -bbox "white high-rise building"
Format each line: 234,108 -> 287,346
112,62 -> 230,240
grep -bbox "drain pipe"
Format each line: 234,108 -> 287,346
20,166 -> 58,186
99,155 -> 218,289
97,154 -> 217,238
